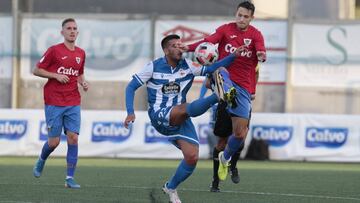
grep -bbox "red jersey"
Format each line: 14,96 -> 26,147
189,23 -> 265,94
37,43 -> 86,106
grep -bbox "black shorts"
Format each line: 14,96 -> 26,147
213,101 -> 232,138
213,101 -> 252,138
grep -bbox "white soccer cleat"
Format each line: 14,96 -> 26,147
162,183 -> 182,203
212,70 -> 237,108
212,70 -> 225,102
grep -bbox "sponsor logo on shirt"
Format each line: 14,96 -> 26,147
0,120 -> 27,140
61,56 -> 68,60
162,82 -> 180,95
91,122 -> 131,142
57,66 -> 79,76
225,43 -> 252,58
230,35 -> 237,39
144,123 -> 169,143
305,127 -> 347,148
251,125 -> 293,147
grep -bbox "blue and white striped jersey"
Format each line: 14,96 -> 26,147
133,57 -> 206,113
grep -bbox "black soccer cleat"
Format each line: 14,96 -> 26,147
230,168 -> 240,184
210,179 -> 220,192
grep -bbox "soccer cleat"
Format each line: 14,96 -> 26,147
212,70 -> 237,108
162,182 -> 181,203
33,158 -> 45,178
210,179 -> 220,192
212,70 -> 225,102
65,178 -> 81,189
230,168 -> 240,184
224,87 -> 237,108
217,151 -> 229,181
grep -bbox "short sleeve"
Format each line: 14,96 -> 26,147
133,61 -> 153,85
254,30 -> 266,52
37,47 -> 54,69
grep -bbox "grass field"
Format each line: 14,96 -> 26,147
0,157 -> 360,203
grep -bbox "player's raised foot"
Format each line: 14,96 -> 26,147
65,178 -> 81,189
230,167 -> 240,184
218,151 -> 229,181
210,178 -> 220,192
212,70 -> 226,102
33,158 -> 45,178
162,182 -> 181,203
224,87 -> 237,108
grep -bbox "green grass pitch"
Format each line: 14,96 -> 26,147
0,157 -> 360,203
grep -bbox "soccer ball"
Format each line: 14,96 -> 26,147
194,42 -> 219,66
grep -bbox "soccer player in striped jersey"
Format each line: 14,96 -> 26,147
124,34 -> 242,203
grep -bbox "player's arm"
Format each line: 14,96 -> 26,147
77,52 -> 88,91
180,26 -> 225,52
124,78 -> 142,128
124,62 -> 153,128
202,46 -> 245,74
33,66 -> 70,84
33,47 -> 70,83
77,74 -> 89,92
251,65 -> 260,101
255,31 -> 266,62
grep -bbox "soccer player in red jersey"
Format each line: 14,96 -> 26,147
32,18 -> 88,189
181,1 -> 266,190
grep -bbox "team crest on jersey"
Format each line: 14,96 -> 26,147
76,57 -> 81,64
244,38 -> 252,47
179,68 -> 186,76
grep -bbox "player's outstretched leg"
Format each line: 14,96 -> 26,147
210,147 -> 220,192
213,68 -> 236,107
186,94 -> 218,117
33,141 -> 55,178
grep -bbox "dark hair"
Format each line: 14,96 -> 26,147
161,34 -> 180,49
237,1 -> 255,15
62,18 -> 76,27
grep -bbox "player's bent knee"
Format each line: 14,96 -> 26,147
66,132 -> 79,144
184,153 -> 198,166
234,127 -> 248,139
48,139 -> 60,148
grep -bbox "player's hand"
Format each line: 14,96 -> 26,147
55,74 -> 70,84
81,81 -> 89,92
251,94 -> 256,101
177,43 -> 189,52
256,51 -> 266,62
234,45 -> 247,57
124,114 -> 135,129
